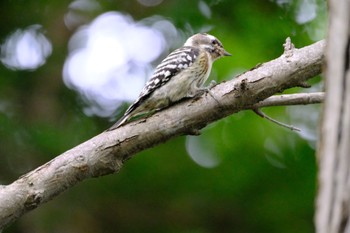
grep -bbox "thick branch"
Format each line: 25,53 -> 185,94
0,39 -> 325,230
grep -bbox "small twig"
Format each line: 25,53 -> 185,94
283,37 -> 296,60
253,108 -> 301,132
283,37 -> 295,52
252,92 -> 324,108
249,92 -> 324,132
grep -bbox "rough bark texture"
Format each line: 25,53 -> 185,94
0,39 -> 325,230
315,0 -> 350,232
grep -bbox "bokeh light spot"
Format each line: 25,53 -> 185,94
198,0 -> 212,19
186,134 -> 221,168
63,12 -> 177,117
295,0 -> 317,24
0,25 -> 52,71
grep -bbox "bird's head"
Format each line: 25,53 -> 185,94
184,33 -> 231,60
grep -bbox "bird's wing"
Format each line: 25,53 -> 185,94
124,46 -> 200,116
108,46 -> 200,130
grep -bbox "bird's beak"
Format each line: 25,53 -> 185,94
223,50 -> 232,56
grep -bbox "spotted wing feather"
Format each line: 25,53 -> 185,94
108,46 -> 200,130
108,46 -> 200,129
124,46 -> 200,116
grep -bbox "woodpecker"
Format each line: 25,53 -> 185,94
109,33 -> 231,130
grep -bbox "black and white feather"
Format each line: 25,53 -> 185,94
109,33 -> 231,129
138,47 -> 200,101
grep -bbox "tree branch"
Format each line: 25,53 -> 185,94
251,92 -> 324,131
253,108 -> 301,131
252,92 -> 324,108
0,39 -> 325,230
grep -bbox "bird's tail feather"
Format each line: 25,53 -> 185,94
106,114 -> 129,131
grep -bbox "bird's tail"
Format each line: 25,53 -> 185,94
107,98 -> 143,131
106,114 -> 130,131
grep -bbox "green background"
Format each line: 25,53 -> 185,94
0,0 -> 326,232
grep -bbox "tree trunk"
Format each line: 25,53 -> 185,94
315,0 -> 350,232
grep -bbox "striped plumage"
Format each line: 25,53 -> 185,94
109,33 -> 231,129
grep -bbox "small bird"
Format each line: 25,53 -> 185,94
109,33 -> 231,130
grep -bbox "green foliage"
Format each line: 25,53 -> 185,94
0,0 -> 326,232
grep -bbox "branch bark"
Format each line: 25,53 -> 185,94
0,39 -> 325,230
252,92 -> 324,108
